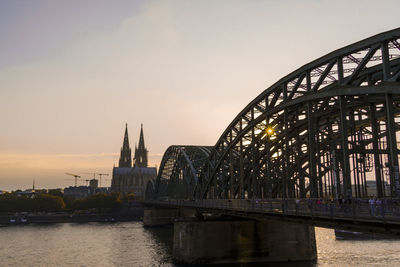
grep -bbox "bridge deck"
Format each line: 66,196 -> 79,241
145,198 -> 400,236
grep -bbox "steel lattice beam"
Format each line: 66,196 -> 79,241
149,28 -> 400,201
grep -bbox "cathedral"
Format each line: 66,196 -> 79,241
111,124 -> 157,197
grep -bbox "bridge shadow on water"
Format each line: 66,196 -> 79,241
143,225 -> 175,264
144,225 -> 317,267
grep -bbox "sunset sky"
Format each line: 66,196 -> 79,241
1,0 -> 399,190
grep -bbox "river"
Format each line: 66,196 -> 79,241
0,222 -> 399,266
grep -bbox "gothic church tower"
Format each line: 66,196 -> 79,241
134,124 -> 148,167
119,123 -> 132,167
112,123 -> 156,195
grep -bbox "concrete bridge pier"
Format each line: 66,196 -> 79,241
173,219 -> 317,264
143,207 -> 179,227
143,207 -> 198,227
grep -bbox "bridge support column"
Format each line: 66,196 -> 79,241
143,207 -> 180,227
173,219 -> 316,264
143,207 -> 199,227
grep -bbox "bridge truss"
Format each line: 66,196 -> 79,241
150,28 -> 400,201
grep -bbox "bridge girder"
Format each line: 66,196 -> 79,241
151,27 -> 400,201
146,145 -> 212,200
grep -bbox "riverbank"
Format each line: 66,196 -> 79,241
0,201 -> 144,225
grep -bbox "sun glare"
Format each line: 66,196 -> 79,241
266,127 -> 275,135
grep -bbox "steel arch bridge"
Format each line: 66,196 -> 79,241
149,28 -> 400,202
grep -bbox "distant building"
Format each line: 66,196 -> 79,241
89,179 -> 98,188
15,188 -> 47,198
64,186 -> 92,199
119,124 -> 132,168
63,186 -> 110,199
112,167 -> 156,196
134,124 -> 148,168
111,124 -> 157,197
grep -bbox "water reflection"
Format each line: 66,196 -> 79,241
143,224 -> 317,267
1,223 -> 400,266
144,225 -> 174,257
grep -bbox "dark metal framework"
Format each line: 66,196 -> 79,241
150,146 -> 212,200
151,28 -> 400,201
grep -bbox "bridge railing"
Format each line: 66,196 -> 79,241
147,198 -> 400,223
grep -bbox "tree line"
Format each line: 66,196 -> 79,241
0,192 -> 122,213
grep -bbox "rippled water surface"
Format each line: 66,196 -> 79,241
1,222 -> 400,266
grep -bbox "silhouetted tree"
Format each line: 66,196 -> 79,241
69,193 -> 121,212
0,193 -> 65,212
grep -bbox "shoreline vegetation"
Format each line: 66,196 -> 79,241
0,192 -> 144,225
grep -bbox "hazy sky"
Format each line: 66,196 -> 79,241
0,0 -> 399,190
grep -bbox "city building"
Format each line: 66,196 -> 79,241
89,179 -> 98,188
63,185 -> 110,199
64,186 -> 92,199
111,124 -> 157,197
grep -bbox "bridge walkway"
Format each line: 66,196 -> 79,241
145,198 -> 400,235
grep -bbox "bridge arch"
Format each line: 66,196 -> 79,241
152,145 -> 212,200
152,28 -> 400,201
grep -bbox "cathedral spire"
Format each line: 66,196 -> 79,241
138,124 -> 145,150
134,123 -> 148,167
119,123 -> 132,167
123,123 -> 129,149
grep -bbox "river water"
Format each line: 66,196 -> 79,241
0,222 -> 399,266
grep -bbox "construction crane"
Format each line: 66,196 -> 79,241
64,179 -> 84,186
97,173 -> 109,187
82,172 -> 109,187
65,173 -> 81,187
